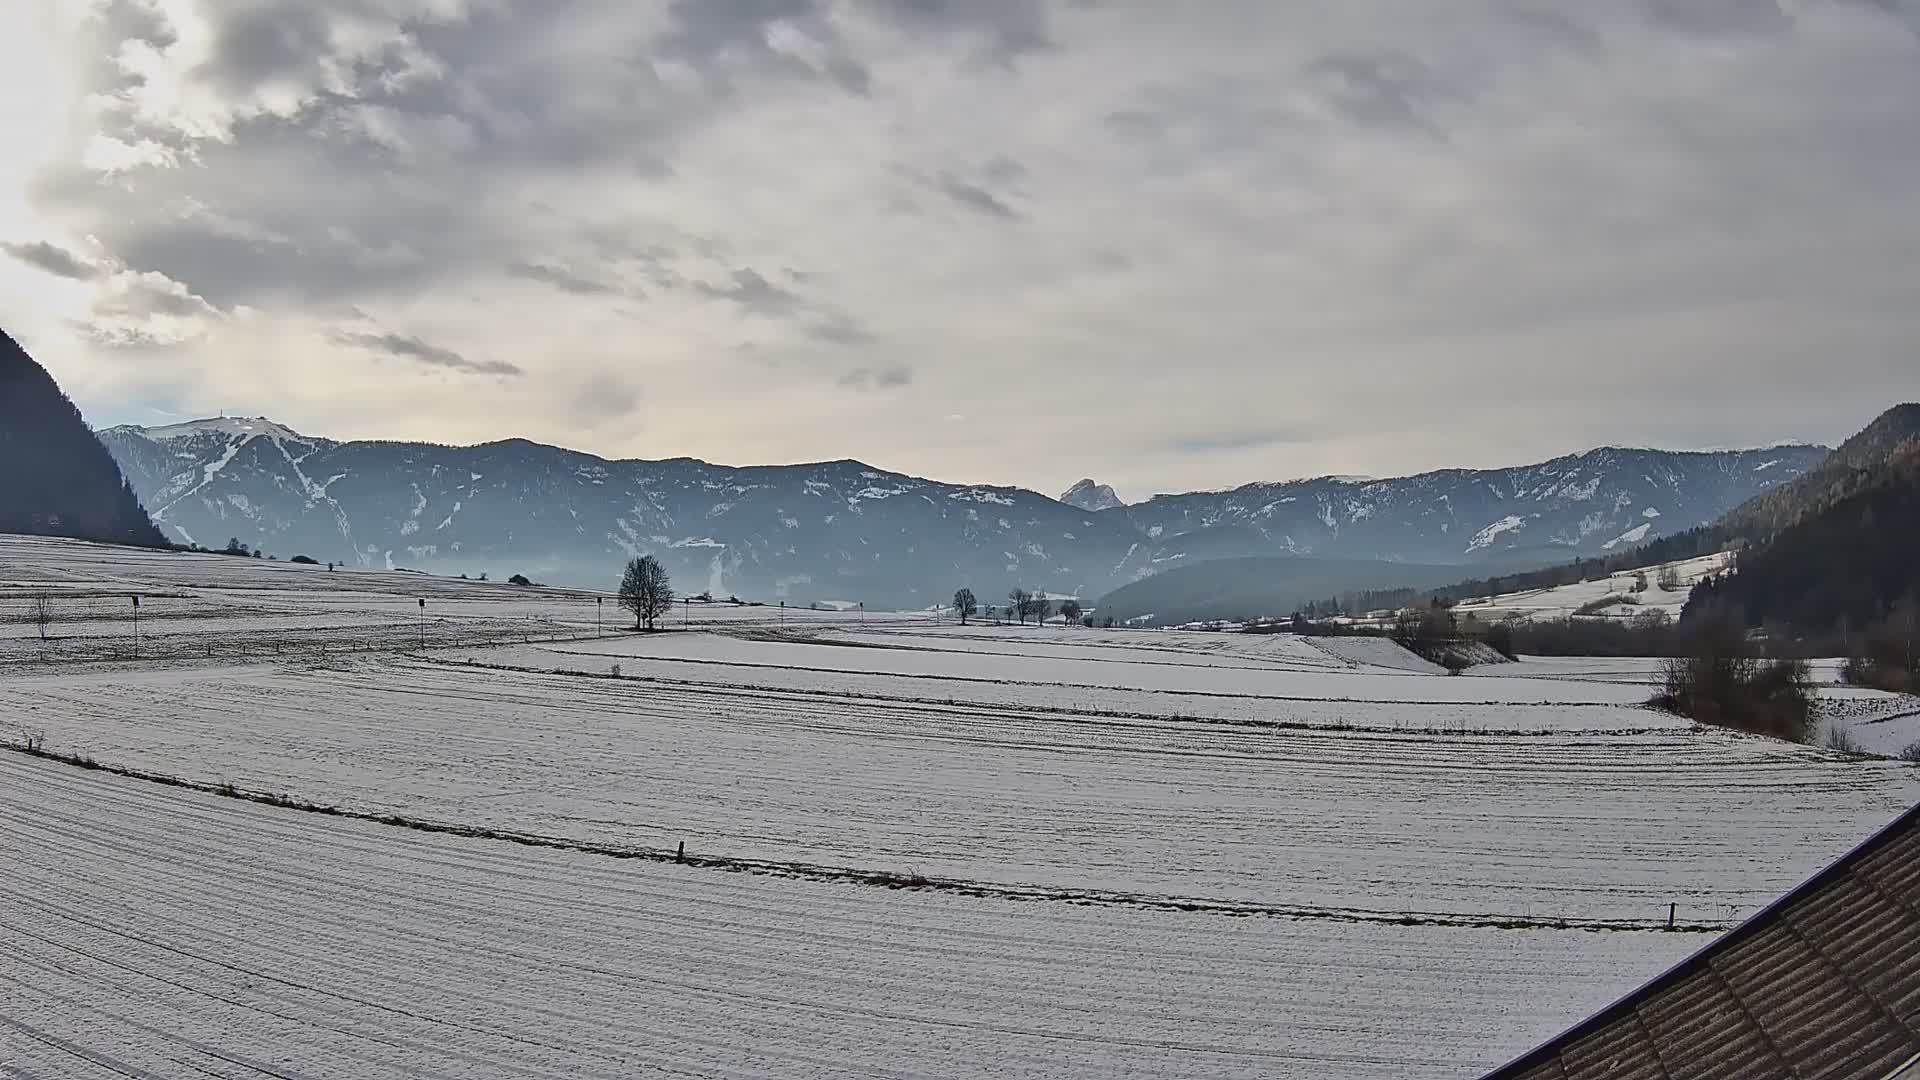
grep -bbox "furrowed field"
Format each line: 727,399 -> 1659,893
5,535 -> 1919,1077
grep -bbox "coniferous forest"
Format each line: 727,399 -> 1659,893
0,328 -> 168,547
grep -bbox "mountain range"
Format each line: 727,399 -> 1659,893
99,417 -> 1825,605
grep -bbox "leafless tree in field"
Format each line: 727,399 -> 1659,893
1008,588 -> 1031,626
30,595 -> 51,642
619,556 -> 674,630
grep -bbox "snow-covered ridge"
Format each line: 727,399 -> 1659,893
131,416 -> 309,442
97,415 -> 1831,601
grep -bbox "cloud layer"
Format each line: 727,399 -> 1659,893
3,0 -> 1918,498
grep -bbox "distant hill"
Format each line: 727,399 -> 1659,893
1092,555 -> 1550,627
1110,444 -> 1824,566
1688,442 -> 1920,632
0,329 -> 166,548
1716,403 -> 1920,541
1379,404 -> 1920,615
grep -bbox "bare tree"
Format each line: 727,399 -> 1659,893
1026,594 -> 1052,625
1656,566 -> 1683,592
619,556 -> 675,630
1059,599 -> 1083,626
1008,588 -> 1031,626
953,588 -> 978,625
30,595 -> 51,642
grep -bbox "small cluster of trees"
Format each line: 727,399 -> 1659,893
952,587 -> 1089,627
1653,607 -> 1816,743
221,537 -> 265,559
1842,599 -> 1920,694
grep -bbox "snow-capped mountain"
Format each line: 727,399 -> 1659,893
1059,479 -> 1124,513
98,418 -> 1144,604
1114,445 -> 1829,567
98,418 -> 1826,603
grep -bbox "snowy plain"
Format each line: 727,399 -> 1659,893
3,534 -> 1918,1077
1451,551 -> 1733,623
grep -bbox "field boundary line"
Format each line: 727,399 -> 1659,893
426,655 -> 1674,737
2,742 -> 1727,935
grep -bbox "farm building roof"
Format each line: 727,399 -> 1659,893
1484,802 -> 1920,1080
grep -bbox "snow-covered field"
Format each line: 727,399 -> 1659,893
0,534 -> 927,662
4,533 -> 1918,1077
1453,551 -> 1732,623
0,751 -> 1698,1079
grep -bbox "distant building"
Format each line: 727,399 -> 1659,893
1484,802 -> 1920,1080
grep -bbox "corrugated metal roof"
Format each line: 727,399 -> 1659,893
1485,804 -> 1920,1080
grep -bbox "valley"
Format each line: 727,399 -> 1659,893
5,535 -> 1918,1076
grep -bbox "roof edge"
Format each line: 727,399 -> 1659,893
1482,798 -> 1920,1078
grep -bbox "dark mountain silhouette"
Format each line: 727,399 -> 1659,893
0,328 -> 167,547
1370,405 -> 1920,615
1688,440 -> 1920,633
1715,403 -> 1920,541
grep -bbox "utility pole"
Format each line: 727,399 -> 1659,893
684,596 -> 690,629
131,594 -> 140,660
780,600 -> 785,628
597,596 -> 603,637
418,598 -> 426,649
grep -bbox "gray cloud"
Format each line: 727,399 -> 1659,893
327,330 -> 524,377
1308,51 -> 1458,134
1503,7 -> 1605,55
1168,429 -> 1315,455
82,271 -> 224,348
810,313 -> 877,345
659,0 -> 871,94
507,261 -> 620,296
1641,0 -> 1793,35
3,241 -> 100,281
931,173 -> 1021,221
861,0 -> 1056,67
839,365 -> 913,390
572,372 -> 641,421
694,267 -> 805,315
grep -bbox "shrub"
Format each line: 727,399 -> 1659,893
1823,724 -> 1862,754
1485,620 -> 1519,661
1652,611 -> 1816,743
508,574 -> 533,587
1841,603 -> 1920,694
289,555 -> 318,565
1899,740 -> 1920,763
1575,594 -> 1637,616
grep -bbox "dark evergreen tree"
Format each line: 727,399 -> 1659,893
1685,443 -> 1920,634
0,328 -> 167,547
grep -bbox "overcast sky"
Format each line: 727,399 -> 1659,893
3,1 -> 1916,499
